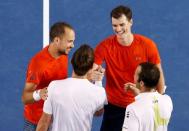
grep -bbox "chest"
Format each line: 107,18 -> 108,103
105,43 -> 148,70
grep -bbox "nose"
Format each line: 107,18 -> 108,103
70,42 -> 74,48
115,26 -> 121,32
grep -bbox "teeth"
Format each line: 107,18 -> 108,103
117,31 -> 124,35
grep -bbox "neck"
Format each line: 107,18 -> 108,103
117,33 -> 134,46
72,72 -> 87,79
141,86 -> 156,93
48,43 -> 61,59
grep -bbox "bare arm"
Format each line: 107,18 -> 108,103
93,63 -> 99,71
21,82 -> 48,104
156,64 -> 165,94
22,82 -> 37,104
87,63 -> 105,81
124,83 -> 140,96
36,112 -> 52,131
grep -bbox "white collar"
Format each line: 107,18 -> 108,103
135,91 -> 159,101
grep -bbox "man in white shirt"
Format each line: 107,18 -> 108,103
122,62 -> 173,131
36,44 -> 107,131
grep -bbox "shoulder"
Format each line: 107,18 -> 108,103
134,34 -> 156,46
30,47 -> 48,63
96,35 -> 116,47
134,34 -> 153,42
48,79 -> 69,92
49,78 -> 68,87
161,94 -> 173,104
126,103 -> 137,117
127,101 -> 139,111
29,46 -> 54,71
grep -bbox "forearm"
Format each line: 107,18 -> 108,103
36,112 -> 52,131
156,64 -> 165,94
22,83 -> 38,104
88,63 -> 105,83
22,91 -> 35,104
36,123 -> 49,131
157,72 -> 165,94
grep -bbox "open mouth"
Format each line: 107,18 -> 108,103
116,30 -> 125,35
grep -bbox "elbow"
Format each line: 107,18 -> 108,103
21,95 -> 26,104
21,94 -> 28,105
157,86 -> 165,94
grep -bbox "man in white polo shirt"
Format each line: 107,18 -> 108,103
122,62 -> 173,131
36,44 -> 107,131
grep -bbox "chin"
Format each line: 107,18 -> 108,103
58,50 -> 67,55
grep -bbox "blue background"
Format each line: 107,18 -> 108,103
0,0 -> 189,130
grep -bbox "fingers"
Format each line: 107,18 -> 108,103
92,70 -> 104,81
97,66 -> 105,73
91,66 -> 105,81
40,87 -> 48,101
124,83 -> 135,91
124,82 -> 140,96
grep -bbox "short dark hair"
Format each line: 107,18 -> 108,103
111,5 -> 132,21
71,44 -> 94,76
50,22 -> 73,42
138,62 -> 160,88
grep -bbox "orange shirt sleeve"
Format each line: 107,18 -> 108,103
146,39 -> 161,64
94,41 -> 106,65
26,59 -> 42,85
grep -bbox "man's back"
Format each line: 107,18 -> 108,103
123,92 -> 173,131
44,78 -> 107,131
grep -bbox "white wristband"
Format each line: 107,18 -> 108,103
164,85 -> 167,92
33,89 -> 41,101
95,81 -> 102,87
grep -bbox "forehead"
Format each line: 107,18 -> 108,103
111,15 -> 129,24
62,28 -> 75,38
135,66 -> 141,74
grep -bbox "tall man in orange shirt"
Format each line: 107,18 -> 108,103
21,22 -> 75,131
94,5 -> 165,131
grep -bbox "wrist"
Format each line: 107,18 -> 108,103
163,85 -> 167,94
33,89 -> 41,101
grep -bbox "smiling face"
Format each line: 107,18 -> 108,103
57,27 -> 75,55
112,14 -> 132,41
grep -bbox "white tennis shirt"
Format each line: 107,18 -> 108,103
122,92 -> 173,131
43,78 -> 107,131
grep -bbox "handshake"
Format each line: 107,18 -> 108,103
88,65 -> 105,82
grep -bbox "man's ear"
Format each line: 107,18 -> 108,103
54,37 -> 60,45
129,19 -> 133,26
87,68 -> 93,75
139,81 -> 144,87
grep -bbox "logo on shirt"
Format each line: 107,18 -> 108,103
135,56 -> 142,61
126,111 -> 130,118
29,73 -> 36,81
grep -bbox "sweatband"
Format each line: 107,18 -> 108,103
33,89 -> 41,101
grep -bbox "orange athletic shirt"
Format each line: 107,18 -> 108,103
24,46 -> 68,124
94,34 -> 161,108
